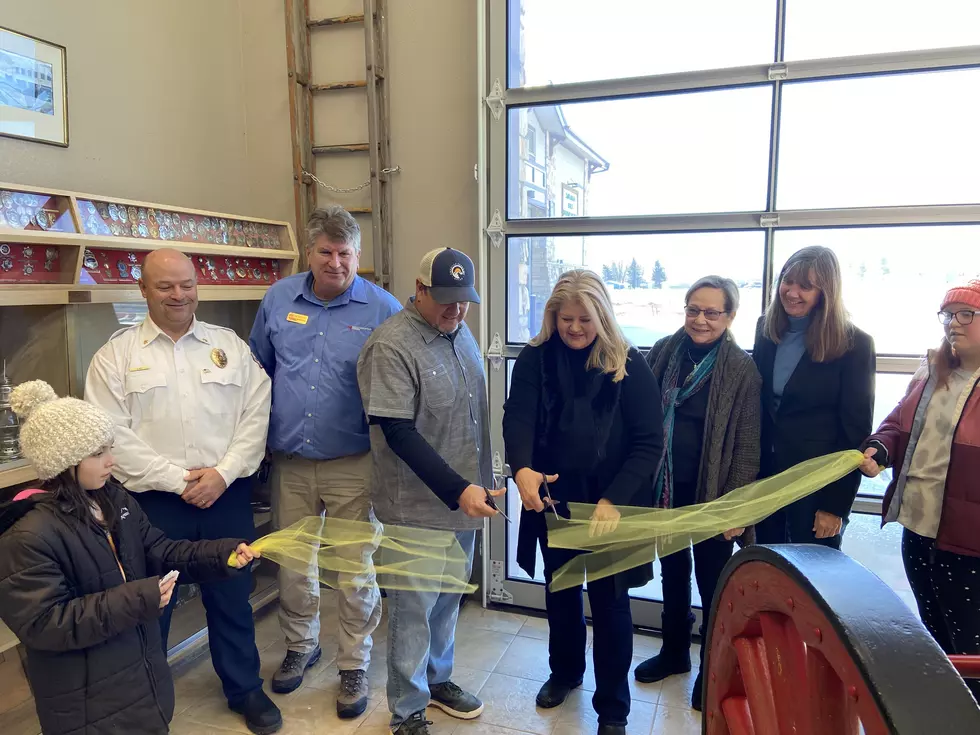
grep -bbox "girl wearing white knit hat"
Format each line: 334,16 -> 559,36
0,380 -> 260,735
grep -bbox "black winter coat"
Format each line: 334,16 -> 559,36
503,339 -> 663,592
0,484 -> 241,735
753,317 -> 876,518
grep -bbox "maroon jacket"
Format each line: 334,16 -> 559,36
865,358 -> 980,557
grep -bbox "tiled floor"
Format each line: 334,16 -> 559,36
168,592 -> 703,735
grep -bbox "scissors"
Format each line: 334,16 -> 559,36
484,486 -> 512,523
540,474 -> 560,519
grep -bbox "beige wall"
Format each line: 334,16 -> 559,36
1,0 -> 482,301
306,0 -> 480,302
1,0 -> 481,294
0,0 -> 294,224
387,0 -> 479,302
0,0 -> 288,397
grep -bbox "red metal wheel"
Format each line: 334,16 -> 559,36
702,545 -> 980,735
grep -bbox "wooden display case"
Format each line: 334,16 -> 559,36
0,183 -> 300,490
0,185 -> 294,683
0,182 -> 300,307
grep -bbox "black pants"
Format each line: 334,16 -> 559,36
542,539 -> 633,726
660,535 -> 734,668
902,528 -> 980,700
755,495 -> 845,549
137,477 -> 263,705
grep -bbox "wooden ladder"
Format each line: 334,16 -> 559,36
283,0 -> 394,287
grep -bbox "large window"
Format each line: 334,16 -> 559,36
777,69 -> 980,210
486,0 -> 980,621
506,232 -> 765,347
511,0 -> 778,87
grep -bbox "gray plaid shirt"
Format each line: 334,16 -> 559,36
356,300 -> 491,530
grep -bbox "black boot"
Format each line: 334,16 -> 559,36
536,676 -> 583,708
597,725 -> 626,735
229,689 -> 283,735
634,611 -> 694,684
633,649 -> 691,683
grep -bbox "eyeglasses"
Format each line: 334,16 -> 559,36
685,307 -> 728,321
938,310 -> 980,326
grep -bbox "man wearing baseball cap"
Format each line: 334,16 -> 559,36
356,247 -> 501,735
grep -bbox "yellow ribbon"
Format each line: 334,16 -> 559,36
229,516 -> 477,594
230,451 -> 864,596
545,450 -> 865,592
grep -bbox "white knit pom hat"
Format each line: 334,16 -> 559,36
10,380 -> 115,480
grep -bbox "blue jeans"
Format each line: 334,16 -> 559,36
385,530 -> 476,727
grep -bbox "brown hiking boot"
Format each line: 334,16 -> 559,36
336,668 -> 369,718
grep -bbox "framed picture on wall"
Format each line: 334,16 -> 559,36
0,26 -> 68,147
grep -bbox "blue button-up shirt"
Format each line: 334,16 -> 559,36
250,272 -> 402,459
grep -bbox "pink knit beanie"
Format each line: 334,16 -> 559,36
941,280 -> 980,312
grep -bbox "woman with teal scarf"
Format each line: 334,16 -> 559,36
633,275 -> 762,712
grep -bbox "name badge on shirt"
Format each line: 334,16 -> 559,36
286,312 -> 309,325
129,365 -> 151,372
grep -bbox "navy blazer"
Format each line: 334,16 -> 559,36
752,316 -> 876,518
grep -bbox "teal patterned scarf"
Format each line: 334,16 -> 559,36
653,338 -> 719,508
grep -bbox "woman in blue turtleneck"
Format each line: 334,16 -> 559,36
753,246 -> 876,548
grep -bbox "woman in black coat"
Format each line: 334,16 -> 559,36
753,246 -> 876,548
0,381 -> 257,735
503,270 -> 662,735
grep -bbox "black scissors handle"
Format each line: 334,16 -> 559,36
484,487 -> 511,522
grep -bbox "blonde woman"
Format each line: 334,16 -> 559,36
753,246 -> 875,548
503,270 -> 662,735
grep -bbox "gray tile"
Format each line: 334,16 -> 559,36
458,605 -> 528,635
454,722 -> 542,735
516,617 -> 592,647
554,689 -> 657,735
169,715 -> 247,734
171,651 -> 225,717
474,673 -> 561,735
493,636 -> 552,683
451,665 -> 493,697
453,629 -> 516,673
631,633 -> 665,659
354,704 -> 458,734
656,669 -> 699,711
253,608 -> 284,651
515,617 -> 551,641
580,656 -> 662,705
650,704 -> 702,735
178,695 -> 255,734
276,683 -> 384,734
166,603 -> 708,734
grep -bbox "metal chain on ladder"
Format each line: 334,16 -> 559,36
292,0 -> 395,288
302,167 -> 400,195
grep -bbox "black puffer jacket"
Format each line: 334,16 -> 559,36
0,484 -> 242,735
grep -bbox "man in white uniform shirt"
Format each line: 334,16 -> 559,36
85,249 -> 282,735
